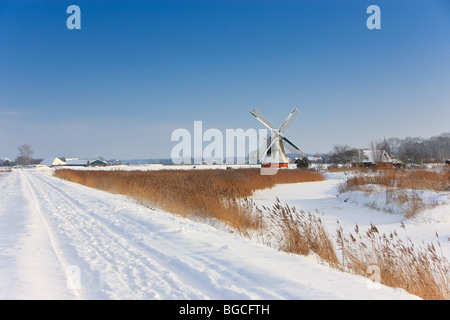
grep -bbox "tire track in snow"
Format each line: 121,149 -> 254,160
26,170 -> 257,299
25,170 -> 208,299
17,170 -> 80,299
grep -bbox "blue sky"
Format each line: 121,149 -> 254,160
1,0 -> 449,160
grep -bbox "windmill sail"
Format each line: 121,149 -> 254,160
280,108 -> 300,133
250,108 -> 275,130
266,135 -> 272,156
282,136 -> 300,151
281,137 -> 305,156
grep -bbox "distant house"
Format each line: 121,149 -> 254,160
392,158 -> 405,168
353,150 -> 393,168
111,159 -> 122,166
1,158 -> 12,167
40,157 -> 66,167
89,159 -> 108,167
65,159 -> 89,167
307,156 -> 323,163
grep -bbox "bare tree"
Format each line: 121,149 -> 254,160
370,140 -> 383,164
328,145 -> 350,165
386,137 -> 401,158
329,145 -> 364,165
15,144 -> 34,165
399,137 -> 427,165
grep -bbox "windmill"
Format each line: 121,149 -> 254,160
250,107 -> 305,168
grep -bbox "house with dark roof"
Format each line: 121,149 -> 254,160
1,158 -> 12,167
65,159 -> 89,167
89,159 -> 109,167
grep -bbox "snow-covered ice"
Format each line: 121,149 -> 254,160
253,171 -> 450,258
0,168 -> 436,299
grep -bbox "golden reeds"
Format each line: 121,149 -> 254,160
336,221 -> 450,300
338,168 -> 449,217
260,200 -> 450,300
262,198 -> 340,268
344,168 -> 450,192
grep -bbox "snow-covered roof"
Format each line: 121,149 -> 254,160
40,157 -> 66,167
89,159 -> 109,166
65,159 -> 89,166
361,150 -> 392,163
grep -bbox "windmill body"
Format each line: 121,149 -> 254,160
250,107 -> 304,168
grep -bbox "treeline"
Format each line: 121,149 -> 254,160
326,132 -> 450,165
384,132 -> 450,164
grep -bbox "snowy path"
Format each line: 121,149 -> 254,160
0,169 -> 417,299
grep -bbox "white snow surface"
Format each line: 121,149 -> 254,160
0,168 -> 434,300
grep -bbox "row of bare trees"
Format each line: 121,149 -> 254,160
385,133 -> 450,164
327,132 -> 450,166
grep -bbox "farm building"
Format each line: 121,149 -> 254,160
392,158 -> 405,168
89,159 -> 109,167
65,159 -> 89,167
111,159 -> 123,166
1,158 -> 12,166
40,157 -> 66,167
353,149 -> 393,168
307,156 -> 323,163
62,158 -> 109,167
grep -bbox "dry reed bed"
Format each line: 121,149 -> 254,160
263,199 -> 450,300
262,199 -> 340,268
336,221 -> 450,300
55,168 -> 324,235
345,168 -> 450,192
339,168 -> 450,218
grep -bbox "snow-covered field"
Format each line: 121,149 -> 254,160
2,167 -> 448,300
